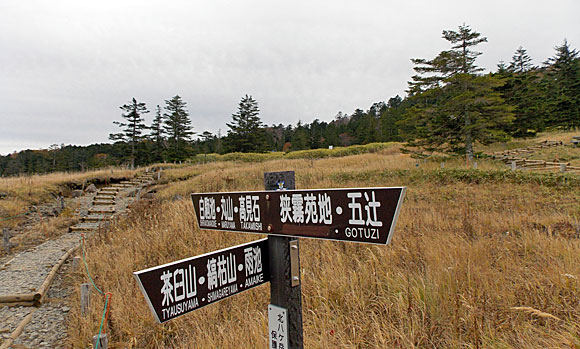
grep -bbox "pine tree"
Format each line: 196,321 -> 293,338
508,46 -> 534,73
543,40 -> 580,128
379,95 -> 404,142
163,95 -> 194,161
149,105 -> 165,161
498,47 -> 544,137
109,97 -> 149,169
226,95 -> 268,152
402,24 -> 513,159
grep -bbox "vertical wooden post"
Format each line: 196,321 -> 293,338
71,256 -> 81,272
2,228 -> 12,253
93,333 -> 108,349
560,163 -> 567,173
264,171 -> 303,349
81,283 -> 91,316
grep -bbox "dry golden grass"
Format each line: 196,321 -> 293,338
0,167 -> 138,229
478,130 -> 580,154
67,149 -> 580,348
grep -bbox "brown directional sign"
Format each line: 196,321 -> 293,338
134,238 -> 270,323
191,187 -> 406,245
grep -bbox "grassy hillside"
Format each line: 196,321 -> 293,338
0,168 -> 138,230
68,137 -> 580,348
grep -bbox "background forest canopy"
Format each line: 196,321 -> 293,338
1,24 -> 579,176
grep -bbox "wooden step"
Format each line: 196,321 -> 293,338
99,188 -> 120,193
95,192 -> 117,198
88,207 -> 115,214
70,222 -> 103,232
82,214 -> 112,223
111,183 -> 131,188
93,200 -> 115,206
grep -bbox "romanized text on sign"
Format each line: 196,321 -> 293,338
192,187 -> 406,245
134,238 -> 270,323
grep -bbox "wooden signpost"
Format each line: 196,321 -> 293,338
134,171 -> 406,348
134,238 -> 269,323
190,186 -> 405,245
264,171 -> 303,348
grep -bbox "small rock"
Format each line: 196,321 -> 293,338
72,190 -> 83,198
61,306 -> 70,312
84,184 -> 97,193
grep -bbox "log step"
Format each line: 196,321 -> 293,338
82,214 -> 112,223
99,188 -> 120,193
95,192 -> 116,197
88,207 -> 115,214
70,222 -> 102,232
93,200 -> 115,206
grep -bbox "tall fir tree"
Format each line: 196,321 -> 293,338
402,24 -> 513,159
109,97 -> 149,169
226,95 -> 269,152
149,105 -> 165,161
163,95 -> 194,161
543,40 -> 580,128
498,47 -> 544,137
508,46 -> 534,73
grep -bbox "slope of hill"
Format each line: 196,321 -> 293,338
64,134 -> 580,348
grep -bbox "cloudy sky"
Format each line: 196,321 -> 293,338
0,0 -> 578,155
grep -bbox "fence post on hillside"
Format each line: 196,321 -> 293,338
2,228 -> 13,253
440,162 -> 445,169
71,256 -> 81,273
81,283 -> 91,316
511,161 -> 517,171
560,164 -> 567,173
473,162 -> 478,169
265,171 -> 304,349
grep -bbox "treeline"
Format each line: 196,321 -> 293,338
1,24 -> 578,176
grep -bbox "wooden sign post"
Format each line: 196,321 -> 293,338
264,171 -> 303,349
134,239 -> 270,323
135,170 -> 406,348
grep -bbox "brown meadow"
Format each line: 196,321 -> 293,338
66,146 -> 580,348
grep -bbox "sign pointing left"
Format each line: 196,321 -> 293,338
134,238 -> 270,323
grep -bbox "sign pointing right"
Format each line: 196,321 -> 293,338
192,186 -> 406,245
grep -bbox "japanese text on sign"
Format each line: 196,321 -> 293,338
134,238 -> 270,323
192,187 -> 406,245
269,305 -> 288,349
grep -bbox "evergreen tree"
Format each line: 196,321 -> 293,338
226,95 -> 268,152
543,40 -> 580,128
290,121 -> 309,150
149,105 -> 165,161
163,95 -> 194,161
109,97 -> 149,169
402,24 -> 512,159
497,48 -> 544,137
200,131 -> 215,155
379,95 -> 404,142
508,46 -> 534,73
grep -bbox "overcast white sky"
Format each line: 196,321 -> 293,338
0,0 -> 578,155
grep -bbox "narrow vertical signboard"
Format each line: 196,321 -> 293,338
268,304 -> 289,349
134,238 -> 270,323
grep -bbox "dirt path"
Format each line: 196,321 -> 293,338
0,174 -> 154,348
